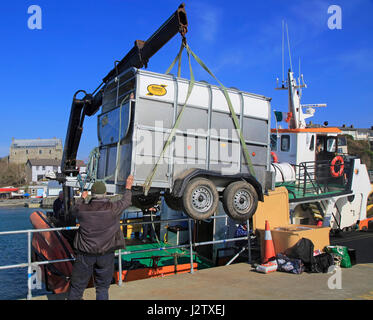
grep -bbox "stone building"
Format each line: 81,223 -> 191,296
9,138 -> 63,164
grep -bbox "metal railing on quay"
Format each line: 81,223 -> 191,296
0,214 -> 251,300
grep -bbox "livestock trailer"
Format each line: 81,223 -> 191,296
93,67 -> 274,221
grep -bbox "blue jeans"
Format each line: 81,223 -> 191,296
68,252 -> 114,300
141,216 -> 155,241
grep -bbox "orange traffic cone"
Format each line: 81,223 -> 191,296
263,220 -> 276,263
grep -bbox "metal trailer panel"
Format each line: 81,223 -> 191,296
96,68 -> 272,193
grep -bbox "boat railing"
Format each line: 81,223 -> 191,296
0,214 -> 251,300
287,158 -> 353,201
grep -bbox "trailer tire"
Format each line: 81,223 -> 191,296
164,191 -> 183,211
132,192 -> 160,210
223,181 -> 258,222
182,178 -> 219,220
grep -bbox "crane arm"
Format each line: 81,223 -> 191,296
60,3 -> 188,179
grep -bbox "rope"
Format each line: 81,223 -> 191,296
77,147 -> 100,191
147,205 -> 187,257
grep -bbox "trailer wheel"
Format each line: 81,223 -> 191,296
164,191 -> 183,211
182,178 -> 219,220
132,192 -> 160,210
223,181 -> 258,222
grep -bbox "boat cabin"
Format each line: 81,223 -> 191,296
270,127 -> 343,165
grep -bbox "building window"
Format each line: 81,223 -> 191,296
281,135 -> 291,152
42,166 -> 45,170
49,150 -> 51,154
39,150 -> 42,154
26,150 -> 29,154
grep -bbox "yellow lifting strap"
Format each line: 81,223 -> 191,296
143,42 -> 255,196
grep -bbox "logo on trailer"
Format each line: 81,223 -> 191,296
146,84 -> 167,96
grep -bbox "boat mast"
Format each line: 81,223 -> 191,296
276,22 -> 326,129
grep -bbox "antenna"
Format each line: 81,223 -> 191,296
282,20 -> 285,86
286,22 -> 293,72
298,58 -> 302,98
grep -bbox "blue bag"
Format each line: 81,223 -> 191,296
276,253 -> 304,274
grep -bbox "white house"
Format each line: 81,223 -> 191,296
26,159 -> 61,183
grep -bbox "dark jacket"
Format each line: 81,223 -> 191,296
53,198 -> 64,219
72,190 -> 132,255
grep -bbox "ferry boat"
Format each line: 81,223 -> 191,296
269,67 -> 372,231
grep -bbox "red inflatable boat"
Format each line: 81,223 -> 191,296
30,211 -> 75,294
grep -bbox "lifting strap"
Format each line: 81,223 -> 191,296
143,42 -> 256,195
143,43 -> 195,196
185,44 -> 256,178
165,42 -> 184,78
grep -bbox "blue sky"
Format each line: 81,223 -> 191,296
0,0 -> 372,161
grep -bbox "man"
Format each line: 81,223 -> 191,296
67,175 -> 133,300
140,205 -> 159,243
53,191 -> 64,220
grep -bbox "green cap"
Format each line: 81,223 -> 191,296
91,181 -> 106,195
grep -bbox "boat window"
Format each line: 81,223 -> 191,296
270,134 -> 277,151
98,102 -> 131,146
326,137 -> 337,153
338,136 -> 347,147
309,135 -> 315,151
281,135 -> 290,152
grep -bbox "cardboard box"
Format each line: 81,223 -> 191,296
252,187 -> 290,230
257,224 -> 331,259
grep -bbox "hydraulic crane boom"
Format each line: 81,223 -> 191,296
59,3 -> 188,223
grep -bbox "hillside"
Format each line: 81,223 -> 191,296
345,135 -> 373,171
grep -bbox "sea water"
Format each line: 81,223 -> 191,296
0,207 -> 50,300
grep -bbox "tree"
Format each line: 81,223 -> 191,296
0,157 -> 27,187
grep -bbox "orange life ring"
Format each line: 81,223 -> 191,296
271,151 -> 279,163
330,156 -> 344,178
